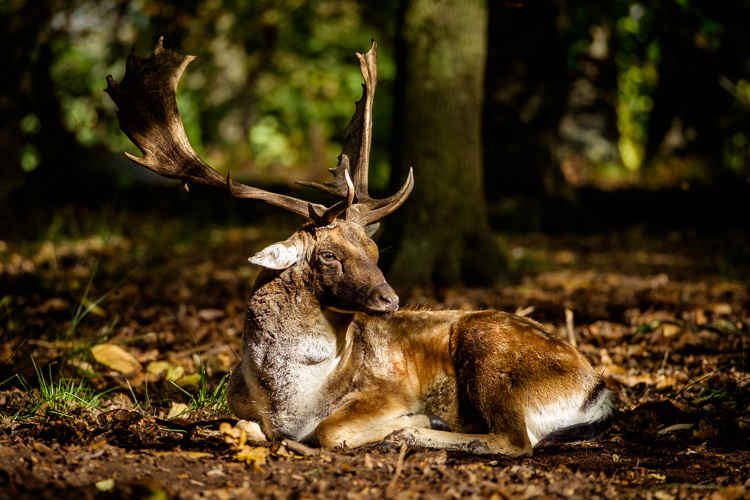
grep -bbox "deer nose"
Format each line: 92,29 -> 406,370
367,283 -> 399,313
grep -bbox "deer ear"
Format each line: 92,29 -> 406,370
364,222 -> 380,239
249,235 -> 304,270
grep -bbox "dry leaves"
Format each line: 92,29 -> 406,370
235,446 -> 270,470
91,344 -> 142,375
220,420 -> 266,444
166,402 -> 190,420
220,420 -> 271,469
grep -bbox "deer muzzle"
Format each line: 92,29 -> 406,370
365,282 -> 399,314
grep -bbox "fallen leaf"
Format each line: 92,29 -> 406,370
166,365 -> 184,381
176,373 -> 201,388
339,463 -> 354,474
654,491 -> 675,500
610,372 -> 677,389
34,298 -> 70,314
274,443 -> 292,458
137,349 -> 160,363
167,402 -> 190,419
146,361 -> 170,377
95,479 -> 115,492
693,420 -> 720,440
220,422 -> 243,447
694,309 -> 708,325
661,323 -> 681,338
708,303 -> 732,316
588,321 -> 628,340
198,309 -> 224,321
235,446 -> 270,469
91,344 -> 142,375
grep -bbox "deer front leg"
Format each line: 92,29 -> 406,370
384,428 -> 532,457
315,392 -> 442,449
381,395 -> 534,456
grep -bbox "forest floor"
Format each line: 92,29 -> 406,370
0,208 -> 748,499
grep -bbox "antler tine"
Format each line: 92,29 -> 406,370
106,37 -> 329,222
354,167 -> 414,226
351,44 -> 376,198
300,43 -> 377,201
301,40 -> 414,226
318,167 -> 356,224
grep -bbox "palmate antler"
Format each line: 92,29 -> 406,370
300,41 -> 414,226
106,37 -> 412,227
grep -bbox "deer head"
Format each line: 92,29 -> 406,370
251,221 -> 398,314
106,37 -> 411,315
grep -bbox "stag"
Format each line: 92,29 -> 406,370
106,38 -> 614,455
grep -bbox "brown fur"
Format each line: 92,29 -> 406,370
229,221 -> 613,456
105,38 -> 593,455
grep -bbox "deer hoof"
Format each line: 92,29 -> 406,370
426,413 -> 451,432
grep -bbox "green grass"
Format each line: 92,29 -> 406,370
170,366 -> 231,416
32,358 -> 112,416
65,262 -> 114,339
1,359 -> 114,419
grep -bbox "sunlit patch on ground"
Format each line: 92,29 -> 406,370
1,214 -> 748,498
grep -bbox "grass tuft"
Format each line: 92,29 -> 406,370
11,358 -> 114,418
65,263 -> 114,339
170,366 -> 231,416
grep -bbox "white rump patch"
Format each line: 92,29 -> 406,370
524,387 -> 614,446
249,236 -> 304,270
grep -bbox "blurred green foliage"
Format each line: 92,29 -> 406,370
14,0 -> 394,186
5,0 -> 750,197
553,0 -> 750,187
615,3 -> 658,171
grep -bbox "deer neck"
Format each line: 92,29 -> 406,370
245,265 -> 354,365
243,264 -> 357,440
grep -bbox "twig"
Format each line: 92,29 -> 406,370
154,417 -> 238,432
674,371 -> 717,398
565,308 -> 576,347
659,350 -> 670,373
657,423 -> 694,435
27,339 -> 77,349
387,442 -> 408,496
281,439 -> 319,456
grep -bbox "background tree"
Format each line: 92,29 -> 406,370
483,1 -> 572,198
4,0 -> 750,267
386,0 -> 505,286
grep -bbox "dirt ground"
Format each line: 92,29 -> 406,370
1,210 -> 748,499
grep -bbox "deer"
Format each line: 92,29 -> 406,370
106,37 -> 614,456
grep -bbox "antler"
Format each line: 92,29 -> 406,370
299,41 -> 414,226
105,37 -> 348,223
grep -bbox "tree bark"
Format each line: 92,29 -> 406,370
387,0 -> 504,286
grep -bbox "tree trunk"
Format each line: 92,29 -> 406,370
386,0 -> 504,286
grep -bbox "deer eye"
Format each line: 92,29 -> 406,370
319,251 -> 337,261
